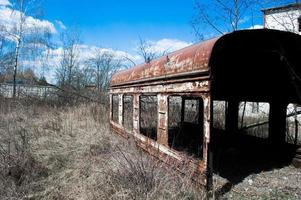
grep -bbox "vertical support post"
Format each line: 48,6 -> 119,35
202,94 -> 213,191
157,94 -> 168,146
294,104 -> 299,146
269,101 -> 287,145
133,94 -> 140,135
181,97 -> 185,125
109,93 -> 112,121
118,94 -> 123,125
225,100 -> 239,134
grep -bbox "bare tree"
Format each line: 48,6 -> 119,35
137,37 -> 170,63
0,36 -> 8,79
192,0 -> 298,40
192,0 -> 257,39
100,52 -> 123,90
87,50 -> 122,91
38,46 -> 51,82
0,0 -> 52,97
56,28 -> 81,89
122,55 -> 137,67
137,37 -> 157,63
86,49 -> 104,91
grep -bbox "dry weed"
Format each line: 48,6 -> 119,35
0,100 -> 204,199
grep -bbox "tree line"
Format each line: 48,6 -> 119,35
0,0 -> 132,99
1,0 -> 299,99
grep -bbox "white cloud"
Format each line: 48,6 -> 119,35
25,15 -> 56,33
0,0 -> 11,6
0,3 -> 56,41
238,16 -> 250,25
55,20 -> 66,30
23,45 -> 142,84
146,38 -> 192,55
247,24 -> 264,29
20,38 -> 192,84
37,39 -> 191,83
63,44 -> 141,64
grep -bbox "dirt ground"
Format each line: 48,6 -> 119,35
214,166 -> 301,199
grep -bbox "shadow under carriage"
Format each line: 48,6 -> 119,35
209,30 -> 301,186
211,127 -> 297,186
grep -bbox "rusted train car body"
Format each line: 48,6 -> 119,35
109,29 -> 301,189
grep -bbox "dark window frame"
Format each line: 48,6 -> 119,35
123,95 -> 133,131
213,100 -> 226,130
112,94 -> 119,123
238,101 -> 270,139
167,95 -> 204,158
139,94 -> 158,141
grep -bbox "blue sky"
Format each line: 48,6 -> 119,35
1,0 -> 293,83
41,0 -> 284,53
42,0 -> 207,52
1,0 -> 295,55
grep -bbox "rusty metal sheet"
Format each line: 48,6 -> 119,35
110,38 -> 219,87
108,36 -> 216,188
157,94 -> 168,145
109,92 -> 211,188
110,120 -> 208,186
110,80 -> 210,94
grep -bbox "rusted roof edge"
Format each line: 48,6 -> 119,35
110,69 -> 210,88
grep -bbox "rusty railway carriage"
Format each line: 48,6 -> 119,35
109,29 -> 301,189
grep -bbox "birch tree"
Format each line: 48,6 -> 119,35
0,0 -> 53,97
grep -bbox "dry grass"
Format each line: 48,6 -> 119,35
0,99 -> 204,199
1,98 -> 301,199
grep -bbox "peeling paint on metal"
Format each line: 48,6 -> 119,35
108,37 -> 217,188
110,38 -> 218,87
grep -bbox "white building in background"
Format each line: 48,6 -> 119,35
262,3 -> 301,34
0,83 -> 57,99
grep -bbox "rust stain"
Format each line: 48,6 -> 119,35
110,38 -> 219,87
111,118 -> 208,190
108,37 -> 216,189
109,91 -> 211,188
108,29 -> 301,191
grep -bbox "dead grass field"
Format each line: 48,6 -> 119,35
0,100 -> 204,200
0,99 -> 300,199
